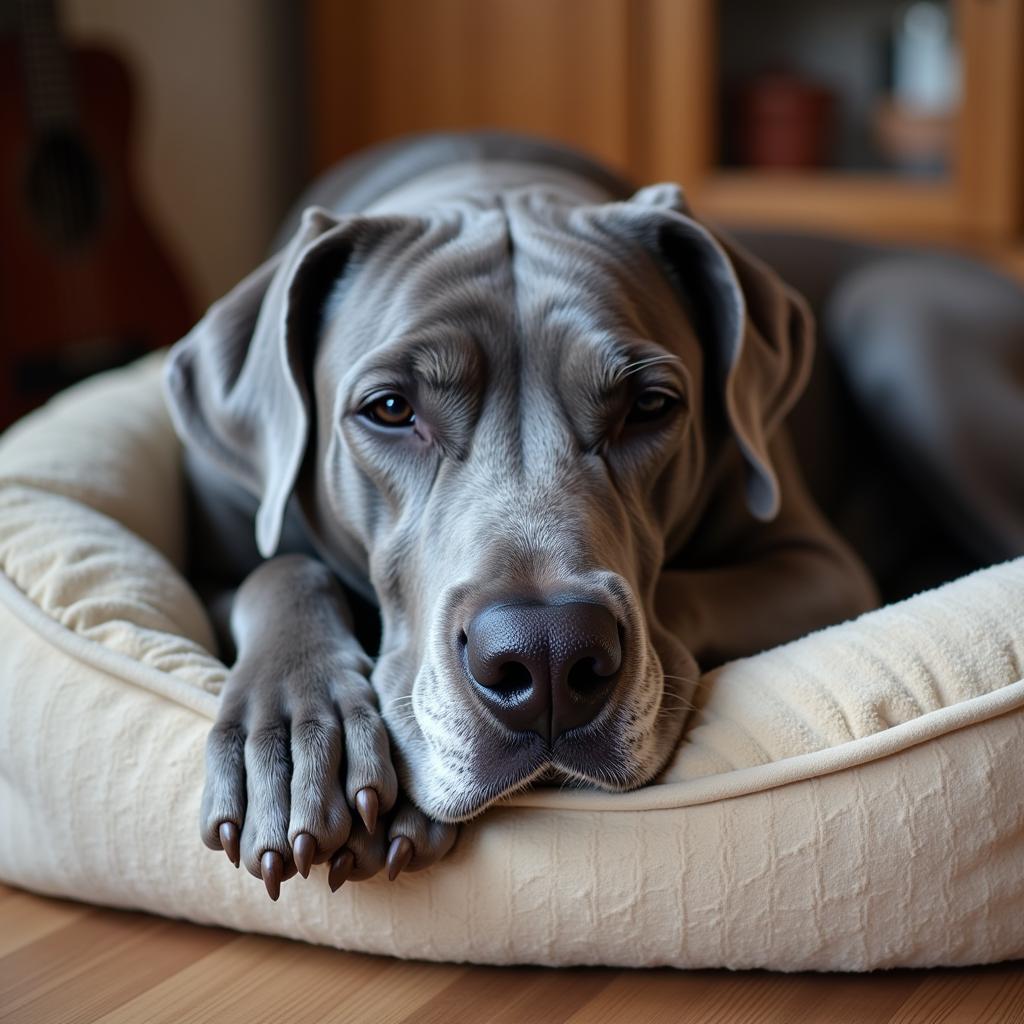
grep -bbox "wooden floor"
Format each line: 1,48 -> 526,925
1,884 -> 1022,1024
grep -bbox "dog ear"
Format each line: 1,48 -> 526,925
619,184 -> 814,520
164,207 -> 410,557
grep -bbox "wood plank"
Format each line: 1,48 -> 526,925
950,967 -> 1024,1024
888,965 -> 1024,1024
480,968 -> 617,1024
770,970 -> 921,1024
395,964 -> 617,1024
0,910 -> 230,1024
0,890 -> 91,957
562,970 -> 731,1024
94,933 -> 463,1024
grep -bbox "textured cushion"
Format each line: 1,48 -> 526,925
1,355 -> 1022,971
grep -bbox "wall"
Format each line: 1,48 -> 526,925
64,0 -> 305,309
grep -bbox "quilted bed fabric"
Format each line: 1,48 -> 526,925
0,355 -> 1022,971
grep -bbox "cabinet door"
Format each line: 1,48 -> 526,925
309,0 -> 632,175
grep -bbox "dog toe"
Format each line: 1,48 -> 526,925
387,799 -> 459,874
239,722 -> 295,884
286,714 -> 352,872
218,822 -> 241,868
200,720 -> 247,861
261,850 -> 285,900
385,835 -> 414,880
330,816 -> 388,883
355,787 -> 379,834
334,677 -> 399,815
327,848 -> 355,892
291,833 -> 316,878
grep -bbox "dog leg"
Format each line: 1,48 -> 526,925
198,554 -> 418,897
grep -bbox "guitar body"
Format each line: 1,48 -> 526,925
0,39 -> 193,426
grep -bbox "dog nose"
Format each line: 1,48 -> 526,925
464,601 -> 621,741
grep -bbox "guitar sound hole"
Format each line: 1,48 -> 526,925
25,129 -> 104,248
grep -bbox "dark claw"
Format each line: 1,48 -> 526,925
328,849 -> 354,893
261,850 -> 284,901
219,822 -> 240,868
386,836 -> 414,881
292,833 -> 316,878
355,788 -> 379,835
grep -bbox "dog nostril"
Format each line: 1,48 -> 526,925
458,629 -> 468,646
464,601 -> 621,738
492,661 -> 532,695
567,657 -> 613,699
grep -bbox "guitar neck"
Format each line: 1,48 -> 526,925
17,0 -> 77,131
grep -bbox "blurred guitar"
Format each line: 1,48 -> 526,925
0,0 -> 193,427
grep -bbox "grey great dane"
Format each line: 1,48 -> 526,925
164,132 -> 876,900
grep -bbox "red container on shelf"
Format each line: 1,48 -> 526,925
735,71 -> 837,169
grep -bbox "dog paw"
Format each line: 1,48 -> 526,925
325,796 -> 459,889
199,653 -> 399,899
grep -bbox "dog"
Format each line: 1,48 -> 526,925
164,132 -> 876,900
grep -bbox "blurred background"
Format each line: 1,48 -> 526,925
1,0 -> 1021,427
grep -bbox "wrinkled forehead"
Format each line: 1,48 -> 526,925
503,192 -> 701,383
321,195 -> 698,386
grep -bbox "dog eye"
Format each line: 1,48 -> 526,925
361,393 -> 416,427
626,388 -> 679,425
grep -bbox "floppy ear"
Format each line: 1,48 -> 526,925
620,184 -> 814,520
163,207 -> 408,557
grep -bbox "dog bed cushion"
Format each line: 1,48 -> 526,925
1,354 -> 1022,972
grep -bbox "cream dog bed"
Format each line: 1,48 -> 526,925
1,354 -> 1022,972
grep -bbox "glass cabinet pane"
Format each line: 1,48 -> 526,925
718,0 -> 960,177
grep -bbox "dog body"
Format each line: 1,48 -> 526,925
165,132 -> 875,893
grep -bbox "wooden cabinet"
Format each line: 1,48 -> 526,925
308,0 -> 1024,253
658,0 -> 1024,248
308,0 -> 632,172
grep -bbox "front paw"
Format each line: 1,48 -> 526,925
200,653 -> 400,899
325,797 -> 459,889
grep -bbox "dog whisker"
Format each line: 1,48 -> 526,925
662,672 -> 713,693
655,707 -> 693,721
657,700 -> 696,713
612,353 -> 683,385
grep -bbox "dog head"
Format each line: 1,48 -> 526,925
165,183 -> 811,820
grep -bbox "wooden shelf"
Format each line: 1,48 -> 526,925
695,171 -> 962,243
